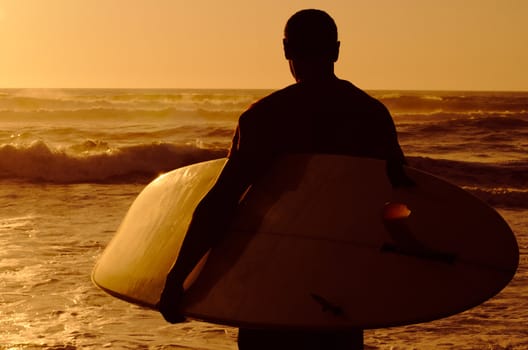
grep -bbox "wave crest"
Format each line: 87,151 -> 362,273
0,141 -> 227,183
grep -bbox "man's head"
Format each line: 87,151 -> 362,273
283,9 -> 340,63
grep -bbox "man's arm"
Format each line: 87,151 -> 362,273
376,102 -> 415,188
158,110 -> 265,323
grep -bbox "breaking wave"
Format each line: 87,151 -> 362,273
0,140 -> 227,183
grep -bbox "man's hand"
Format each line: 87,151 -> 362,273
386,161 -> 416,188
158,278 -> 186,323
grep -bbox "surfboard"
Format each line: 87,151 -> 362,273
92,154 -> 518,330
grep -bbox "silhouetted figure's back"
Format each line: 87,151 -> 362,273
159,9 -> 409,350
229,78 -> 404,174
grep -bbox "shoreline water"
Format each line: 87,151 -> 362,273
0,182 -> 525,349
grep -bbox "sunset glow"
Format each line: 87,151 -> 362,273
1,0 -> 527,90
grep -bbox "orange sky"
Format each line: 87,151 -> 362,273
1,0 -> 527,90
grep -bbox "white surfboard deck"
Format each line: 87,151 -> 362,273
92,154 -> 518,330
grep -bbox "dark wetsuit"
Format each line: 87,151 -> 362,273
229,78 -> 404,179
168,78 -> 407,350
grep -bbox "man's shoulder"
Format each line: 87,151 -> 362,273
336,80 -> 383,103
238,84 -> 299,121
339,80 -> 390,115
251,84 -> 300,108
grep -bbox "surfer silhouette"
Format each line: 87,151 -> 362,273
159,9 -> 412,350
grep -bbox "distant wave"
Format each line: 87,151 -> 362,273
397,111 -> 528,124
5,89 -> 527,117
0,141 -> 227,183
408,156 -> 528,209
378,91 -> 528,114
408,156 -> 528,187
0,107 -> 241,123
397,113 -> 528,147
0,89 -> 267,116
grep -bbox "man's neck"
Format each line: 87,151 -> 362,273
290,60 -> 336,83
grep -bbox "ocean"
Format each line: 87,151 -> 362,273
0,88 -> 526,349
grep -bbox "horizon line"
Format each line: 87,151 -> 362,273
1,87 -> 528,93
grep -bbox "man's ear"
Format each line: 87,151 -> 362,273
331,41 -> 340,62
283,38 -> 293,60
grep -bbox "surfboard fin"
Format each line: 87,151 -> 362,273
310,293 -> 344,317
381,243 -> 457,264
